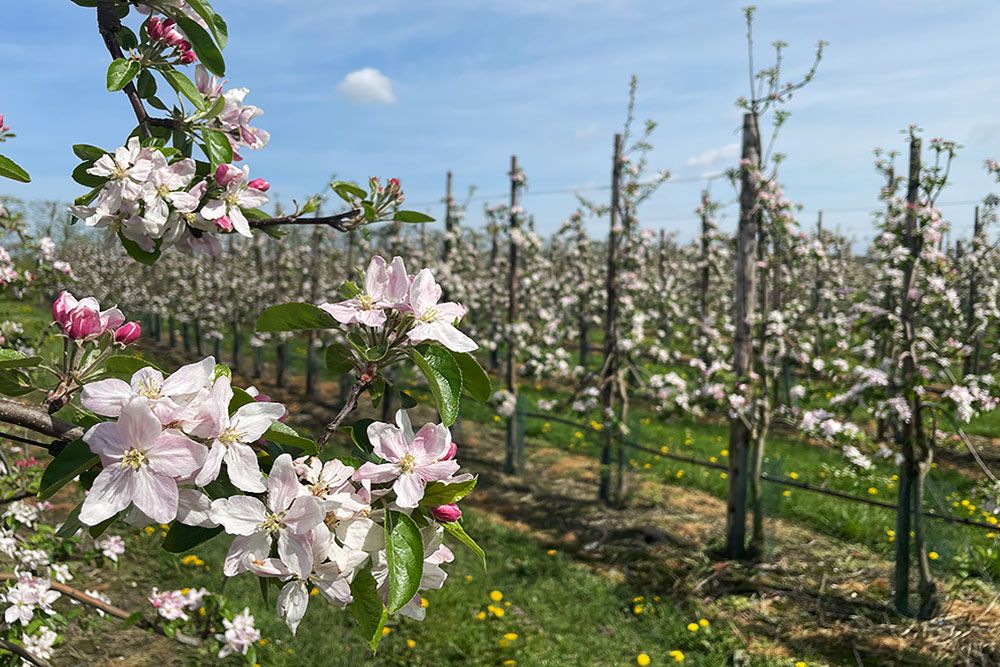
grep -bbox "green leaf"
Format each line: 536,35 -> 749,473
107,58 -> 141,91
339,280 -> 361,299
0,369 -> 32,396
420,478 -> 477,508
119,233 -> 161,265
385,511 -> 424,613
56,503 -> 84,538
393,210 -> 435,223
331,181 -> 367,202
136,68 -> 157,98
451,352 -> 491,403
173,15 -> 226,76
348,570 -> 387,653
161,68 -> 206,110
229,386 -> 255,412
105,355 -> 160,377
264,422 -> 318,455
0,154 -> 31,183
121,611 -> 145,628
256,302 -> 339,333
409,345 -> 462,427
443,521 -> 486,570
202,128 -> 233,167
0,349 -> 41,370
71,162 -> 105,188
88,512 -> 122,538
183,0 -> 227,48
72,144 -> 106,161
325,343 -> 354,374
38,439 -> 98,501
162,522 -> 224,553
346,418 -> 375,454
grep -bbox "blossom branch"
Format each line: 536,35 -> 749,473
0,573 -> 201,648
247,208 -> 363,232
316,376 -> 370,450
0,637 -> 50,667
0,400 -> 85,451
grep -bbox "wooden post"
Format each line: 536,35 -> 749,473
168,315 -> 176,348
488,222 -> 501,371
698,191 -> 711,325
893,136 -> 922,617
273,237 -> 287,389
504,156 -> 522,474
964,205 -> 982,376
442,171 -> 454,262
725,113 -> 761,559
599,134 -> 623,504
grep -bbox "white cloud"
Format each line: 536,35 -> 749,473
338,68 -> 396,105
686,142 -> 739,167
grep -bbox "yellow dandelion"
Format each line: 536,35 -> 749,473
669,650 -> 685,662
709,456 -> 717,463
503,632 -> 518,641
382,626 -> 392,636
675,470 -> 685,479
686,622 -> 699,632
590,420 -> 603,431
420,597 -> 429,608
867,487 -> 878,495
789,472 -> 799,480
546,549 -> 557,556
698,618 -> 710,628
406,639 -> 416,649
720,449 -> 729,457
493,415 -> 502,423
633,605 -> 644,615
782,490 -> 791,498
928,551 -> 939,560
475,611 -> 486,621
257,639 -> 268,647
490,590 -> 504,602
636,654 -> 651,666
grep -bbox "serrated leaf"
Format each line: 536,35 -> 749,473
443,520 -> 486,570
202,128 -> 233,167
0,155 -> 30,183
0,349 -> 41,370
420,478 -> 477,508
162,522 -> 223,553
451,352 -> 491,402
264,422 -> 317,455
173,15 -> 225,76
161,67 -> 206,110
72,144 -> 106,161
348,570 -> 387,653
393,210 -> 435,223
38,439 -> 98,501
325,343 -> 354,374
385,511 -> 423,613
107,58 -> 141,92
256,302 -> 339,332
105,355 -> 160,377
409,345 -> 462,427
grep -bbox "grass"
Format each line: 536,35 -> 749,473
109,509 -> 785,666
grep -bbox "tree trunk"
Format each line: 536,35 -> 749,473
504,155 -> 522,475
599,134 -> 623,505
725,112 -> 760,560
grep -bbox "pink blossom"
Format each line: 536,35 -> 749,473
353,410 -> 459,509
319,256 -> 408,328
209,454 -> 324,578
52,291 -> 124,341
80,398 -> 206,526
405,269 -> 477,353
430,504 -> 462,522
200,165 -> 268,237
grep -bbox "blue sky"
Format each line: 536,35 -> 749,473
2,0 -> 999,244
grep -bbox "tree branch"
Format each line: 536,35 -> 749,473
317,378 -> 369,450
96,1 -> 151,138
0,637 -> 50,667
0,574 -> 201,648
0,400 -> 84,452
248,209 -> 363,232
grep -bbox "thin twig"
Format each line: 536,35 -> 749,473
247,209 -> 362,232
0,574 -> 201,647
0,637 -> 51,667
317,379 -> 369,450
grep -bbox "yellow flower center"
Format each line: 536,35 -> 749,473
137,377 -> 161,399
419,307 -> 438,323
157,184 -> 171,197
225,192 -> 239,207
219,427 -> 241,445
358,294 -> 375,310
121,448 -> 148,470
258,513 -> 285,533
399,453 -> 417,473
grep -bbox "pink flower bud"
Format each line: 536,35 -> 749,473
178,49 -> 197,65
66,306 -> 102,340
52,290 -> 76,329
215,215 -> 233,232
215,163 -> 241,187
146,17 -> 163,40
178,40 -> 191,51
430,504 -> 462,522
164,29 -> 185,47
247,177 -> 270,192
113,321 -> 142,345
442,441 -> 458,461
